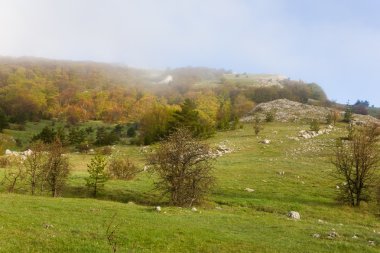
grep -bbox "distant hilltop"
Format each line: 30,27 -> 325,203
222,73 -> 288,87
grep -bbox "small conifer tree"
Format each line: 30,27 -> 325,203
86,155 -> 108,197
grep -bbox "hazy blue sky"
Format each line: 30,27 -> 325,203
0,0 -> 379,105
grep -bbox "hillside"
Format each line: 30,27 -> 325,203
1,122 -> 379,252
0,57 -> 379,252
0,57 -> 328,126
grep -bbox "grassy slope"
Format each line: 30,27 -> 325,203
0,122 -> 380,252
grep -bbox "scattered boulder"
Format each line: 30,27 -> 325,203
191,207 -> 198,212
245,188 -> 255,193
43,223 -> 54,229
261,139 -> 271,144
352,235 -> 358,239
288,211 -> 300,220
327,231 -> 339,239
155,206 -> 161,212
312,233 -> 321,238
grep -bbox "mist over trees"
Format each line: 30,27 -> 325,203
0,57 -> 331,144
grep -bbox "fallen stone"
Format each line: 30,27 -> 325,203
43,223 -> 54,229
327,231 -> 339,239
288,211 -> 300,220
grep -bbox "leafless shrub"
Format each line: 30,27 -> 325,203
24,141 -> 46,195
253,117 -> 263,136
332,123 -> 379,206
105,213 -> 120,253
44,139 -> 70,197
1,161 -> 25,193
148,128 -> 215,206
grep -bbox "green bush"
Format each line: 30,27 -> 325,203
265,110 -> 275,122
310,119 -> 320,132
98,146 -> 113,155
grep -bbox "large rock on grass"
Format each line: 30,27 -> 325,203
288,211 -> 301,220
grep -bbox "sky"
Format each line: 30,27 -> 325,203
0,0 -> 379,105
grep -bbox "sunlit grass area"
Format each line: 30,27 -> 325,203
0,122 -> 379,252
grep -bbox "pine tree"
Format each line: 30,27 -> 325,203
171,99 -> 214,138
86,155 -> 108,197
343,103 -> 353,123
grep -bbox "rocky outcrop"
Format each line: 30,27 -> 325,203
242,99 -> 331,122
241,99 -> 380,124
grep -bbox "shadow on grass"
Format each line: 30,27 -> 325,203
63,185 -> 165,206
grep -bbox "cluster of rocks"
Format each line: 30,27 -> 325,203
4,149 -> 33,160
209,142 -> 234,158
313,232 -> 375,244
298,125 -> 333,139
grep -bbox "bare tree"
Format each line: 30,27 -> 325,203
1,162 -> 25,193
24,141 -> 46,195
332,124 -> 379,206
148,128 -> 215,206
44,139 -> 70,197
253,116 -> 263,136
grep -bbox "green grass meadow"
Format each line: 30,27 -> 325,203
0,122 -> 379,252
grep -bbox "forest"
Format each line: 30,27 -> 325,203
0,57 -> 328,145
